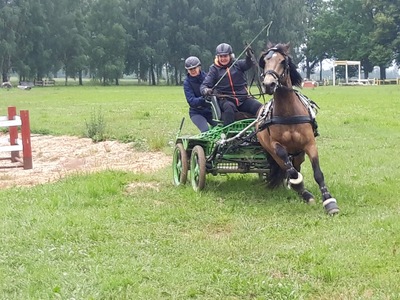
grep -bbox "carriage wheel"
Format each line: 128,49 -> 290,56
172,143 -> 188,186
190,145 -> 206,191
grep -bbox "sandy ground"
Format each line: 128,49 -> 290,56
0,134 -> 171,189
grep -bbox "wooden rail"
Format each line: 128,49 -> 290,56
0,107 -> 32,169
34,79 -> 55,86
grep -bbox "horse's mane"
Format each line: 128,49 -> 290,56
259,42 -> 303,88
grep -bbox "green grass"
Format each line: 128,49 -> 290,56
1,85 -> 192,151
1,85 -> 400,299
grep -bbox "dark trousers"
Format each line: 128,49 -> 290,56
190,113 -> 217,132
219,97 -> 262,126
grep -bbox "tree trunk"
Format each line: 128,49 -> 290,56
174,66 -> 178,85
166,66 -> 170,85
2,72 -> 8,82
379,66 -> 386,80
64,66 -> 68,86
319,59 -> 323,81
149,56 -> 156,85
79,70 -> 83,85
306,60 -> 312,79
151,66 -> 156,85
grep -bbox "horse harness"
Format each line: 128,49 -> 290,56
256,91 -> 319,134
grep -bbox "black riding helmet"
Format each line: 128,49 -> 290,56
185,56 -> 201,70
215,43 -> 232,56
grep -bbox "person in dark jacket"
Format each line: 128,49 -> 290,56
200,43 -> 262,126
183,56 -> 217,132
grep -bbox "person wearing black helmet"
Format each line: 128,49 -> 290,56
200,43 -> 262,126
183,56 -> 217,132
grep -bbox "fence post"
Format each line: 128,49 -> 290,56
20,110 -> 33,169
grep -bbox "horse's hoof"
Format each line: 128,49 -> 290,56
326,205 -> 340,215
307,198 -> 316,205
301,190 -> 315,205
323,198 -> 339,215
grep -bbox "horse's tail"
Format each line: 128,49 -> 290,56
267,155 -> 286,188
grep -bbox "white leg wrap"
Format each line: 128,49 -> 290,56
289,172 -> 303,185
323,198 -> 337,207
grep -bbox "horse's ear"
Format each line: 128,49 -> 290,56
284,42 -> 291,54
266,41 -> 274,49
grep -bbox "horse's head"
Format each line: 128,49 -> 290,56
259,42 -> 302,95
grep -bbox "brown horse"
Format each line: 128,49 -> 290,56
256,42 -> 339,215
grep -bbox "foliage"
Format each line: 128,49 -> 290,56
1,0 -> 399,83
0,0 -> 356,85
305,0 -> 400,80
84,107 -> 107,142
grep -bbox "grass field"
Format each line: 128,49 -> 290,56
1,84 -> 400,299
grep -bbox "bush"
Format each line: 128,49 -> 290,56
85,107 -> 106,142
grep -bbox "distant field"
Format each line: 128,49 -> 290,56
0,84 -> 400,299
1,84 -> 399,149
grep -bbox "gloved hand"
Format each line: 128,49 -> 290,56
202,88 -> 213,96
245,45 -> 254,58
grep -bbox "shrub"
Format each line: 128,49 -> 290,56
84,107 -> 106,142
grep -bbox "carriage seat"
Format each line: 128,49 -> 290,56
206,95 -> 256,123
205,96 -> 222,121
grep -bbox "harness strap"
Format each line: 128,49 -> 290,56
258,115 -> 312,131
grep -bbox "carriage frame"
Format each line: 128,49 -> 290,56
172,96 -> 270,191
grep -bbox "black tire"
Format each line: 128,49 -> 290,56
172,143 -> 188,186
190,145 -> 206,191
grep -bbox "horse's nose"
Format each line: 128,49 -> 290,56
263,81 -> 276,95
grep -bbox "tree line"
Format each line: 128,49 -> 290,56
0,0 -> 398,85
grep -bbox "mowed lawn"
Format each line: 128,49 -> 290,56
0,84 -> 399,299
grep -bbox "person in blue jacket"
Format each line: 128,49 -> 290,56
200,43 -> 262,126
183,56 -> 217,132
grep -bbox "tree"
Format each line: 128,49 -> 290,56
15,0 -> 54,80
305,0 -> 379,80
365,0 -> 400,79
301,0 -> 328,80
87,0 -> 128,85
0,0 -> 19,82
51,0 -> 90,85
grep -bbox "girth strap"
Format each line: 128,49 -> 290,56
258,115 -> 312,131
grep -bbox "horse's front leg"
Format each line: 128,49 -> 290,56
309,156 -> 339,215
291,154 -> 317,205
274,144 -> 314,204
303,142 -> 339,215
274,143 -> 299,179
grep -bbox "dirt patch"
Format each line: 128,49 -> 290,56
0,134 -> 171,189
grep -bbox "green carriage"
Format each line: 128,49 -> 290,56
172,97 -> 270,191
